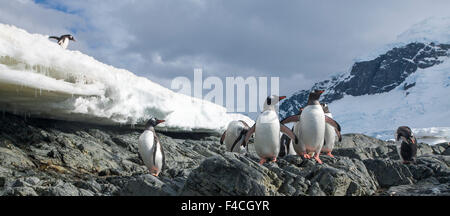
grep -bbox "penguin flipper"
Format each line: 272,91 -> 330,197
230,130 -> 246,152
238,120 -> 250,128
220,131 -> 226,145
152,136 -> 158,165
334,128 -> 342,142
243,124 -> 256,146
325,116 -> 341,132
280,115 -> 300,125
281,124 -> 298,145
160,141 -> 166,170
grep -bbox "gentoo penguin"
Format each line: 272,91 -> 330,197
280,104 -> 342,160
280,90 -> 340,164
49,34 -> 76,49
279,127 -> 297,157
320,103 -> 342,157
279,108 -> 304,157
243,95 -> 298,165
395,126 -> 417,164
138,117 -> 166,176
220,120 -> 250,153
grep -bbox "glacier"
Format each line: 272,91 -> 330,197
0,23 -> 253,132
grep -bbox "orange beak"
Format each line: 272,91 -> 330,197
318,90 -> 325,94
279,96 -> 286,100
157,120 -> 165,124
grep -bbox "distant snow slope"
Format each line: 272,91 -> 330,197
330,55 -> 450,135
330,17 -> 450,136
0,23 -> 252,132
369,127 -> 450,145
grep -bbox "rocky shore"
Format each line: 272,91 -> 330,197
0,113 -> 449,196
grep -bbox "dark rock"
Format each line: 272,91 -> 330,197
0,112 -> 448,196
363,159 -> 414,188
39,180 -> 83,196
307,182 -> 326,196
99,168 -> 121,176
73,179 -> 102,194
336,134 -> 388,148
3,186 -> 38,196
181,153 -> 282,196
385,177 -> 450,196
115,174 -> 177,196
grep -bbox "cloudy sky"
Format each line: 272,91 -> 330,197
1,0 -> 450,97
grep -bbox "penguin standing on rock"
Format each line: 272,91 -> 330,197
220,120 -> 250,153
281,90 -> 340,164
279,107 -> 304,157
138,117 -> 166,176
244,95 -> 298,165
49,34 -> 76,49
320,103 -> 342,157
395,126 -> 417,164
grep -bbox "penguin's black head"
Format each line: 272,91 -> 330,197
265,95 -> 286,106
307,90 -> 324,103
68,35 -> 76,41
396,126 -> 416,145
145,117 -> 165,129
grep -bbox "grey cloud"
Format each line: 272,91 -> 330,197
2,0 -> 450,97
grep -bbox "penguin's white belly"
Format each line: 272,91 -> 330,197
395,140 -> 403,161
297,105 -> 325,153
286,124 -> 298,155
255,111 -> 280,159
224,121 -> 246,153
322,124 -> 336,152
59,38 -> 69,49
138,130 -> 163,171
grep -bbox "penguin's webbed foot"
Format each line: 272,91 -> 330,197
313,154 -> 323,164
301,153 -> 311,159
272,157 -> 277,163
259,159 -> 267,165
150,167 -> 160,176
326,152 -> 334,158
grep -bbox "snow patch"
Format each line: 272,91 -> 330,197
0,23 -> 253,132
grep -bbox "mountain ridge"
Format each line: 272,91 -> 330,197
280,42 -> 450,118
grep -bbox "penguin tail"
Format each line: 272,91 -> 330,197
49,36 -> 59,40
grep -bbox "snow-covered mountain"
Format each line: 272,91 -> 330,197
280,17 -> 450,143
0,23 -> 252,132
